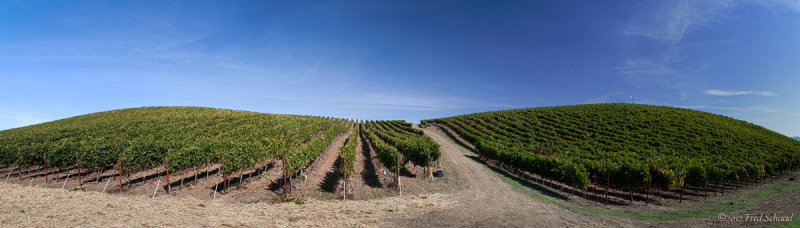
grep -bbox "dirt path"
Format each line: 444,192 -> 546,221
303,127 -> 351,197
390,126 -> 628,227
347,128 -> 389,199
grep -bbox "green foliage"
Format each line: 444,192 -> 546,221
372,120 -> 440,167
279,195 -> 305,204
560,161 -> 590,189
684,164 -> 707,188
362,120 -> 440,173
615,162 -> 651,190
706,165 -> 725,185
363,122 -> 403,173
424,103 -> 800,190
0,107 -> 348,176
339,122 -> 358,176
651,164 -> 681,190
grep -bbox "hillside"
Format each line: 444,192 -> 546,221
0,106 -> 349,175
422,103 -> 800,191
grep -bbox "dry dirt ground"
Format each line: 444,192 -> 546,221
2,125 -> 799,227
0,181 -> 451,227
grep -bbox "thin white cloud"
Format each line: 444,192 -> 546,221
624,0 -> 733,44
704,89 -> 778,96
616,60 -> 674,75
684,105 -> 780,113
616,0 -> 799,87
584,92 -> 626,104
617,0 -> 734,87
750,0 -> 800,13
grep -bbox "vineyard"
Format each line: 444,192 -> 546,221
337,122 -> 358,198
1,103 -> 798,211
0,106 -> 350,195
422,103 -> 800,203
361,120 -> 441,191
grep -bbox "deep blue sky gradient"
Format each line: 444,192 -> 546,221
1,0 -> 799,136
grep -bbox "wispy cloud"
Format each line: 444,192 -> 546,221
617,0 -> 734,87
684,105 -> 780,113
615,60 -> 674,76
624,0 -> 733,44
325,91 -> 513,112
750,0 -> 800,13
617,0 -> 800,89
584,92 -> 626,104
357,93 -> 480,111
704,89 -> 778,96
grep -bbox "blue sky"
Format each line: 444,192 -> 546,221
1,0 -> 799,136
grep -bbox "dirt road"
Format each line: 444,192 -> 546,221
390,126 -> 624,227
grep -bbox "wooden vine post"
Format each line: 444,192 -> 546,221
222,156 -> 227,195
646,181 -> 650,205
206,163 -> 210,180
343,156 -> 347,200
396,152 -> 400,194
283,152 -> 288,197
165,154 -> 170,195
17,152 -> 21,181
427,151 -> 432,180
118,153 -> 123,191
44,151 -> 47,183
76,152 -> 82,187
605,172 -> 609,205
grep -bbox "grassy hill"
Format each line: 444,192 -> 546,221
422,103 -> 800,190
0,106 -> 349,174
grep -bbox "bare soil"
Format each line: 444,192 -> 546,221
0,181 -> 451,227
303,127 -> 350,199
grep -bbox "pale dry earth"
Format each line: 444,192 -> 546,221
0,181 -> 449,227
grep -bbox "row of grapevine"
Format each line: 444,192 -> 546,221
338,122 -> 359,199
361,120 -> 440,176
362,121 -> 403,173
285,120 -> 350,174
422,104 -> 800,196
339,123 -> 359,176
372,120 -> 440,168
0,107 -> 349,185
